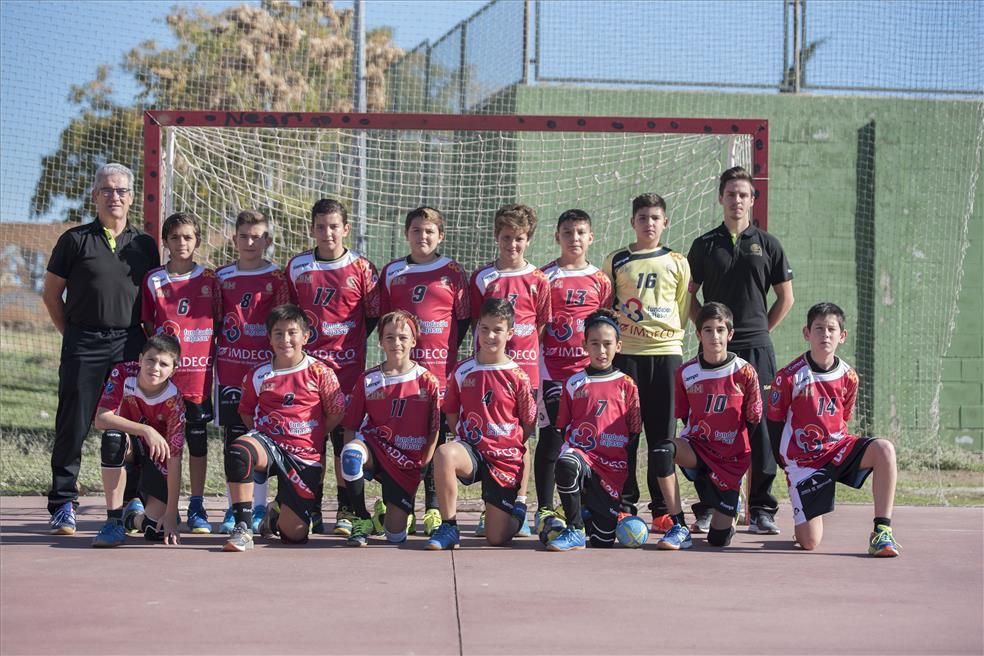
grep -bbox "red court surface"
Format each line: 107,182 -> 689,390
1,497 -> 981,655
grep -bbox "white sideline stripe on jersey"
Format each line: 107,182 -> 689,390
216,262 -> 279,280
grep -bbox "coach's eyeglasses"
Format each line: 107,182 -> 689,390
97,187 -> 132,198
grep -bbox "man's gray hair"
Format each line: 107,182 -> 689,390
93,163 -> 135,192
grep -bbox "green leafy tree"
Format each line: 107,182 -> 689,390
32,0 -> 401,223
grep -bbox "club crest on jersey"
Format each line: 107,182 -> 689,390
303,310 -> 319,344
770,389 -> 781,405
258,411 -> 287,436
222,314 -> 243,343
461,413 -> 484,445
266,283 -> 273,292
794,424 -> 825,453
749,243 -> 763,256
159,320 -> 182,341
547,314 -> 574,341
201,285 -> 212,296
569,422 -> 597,451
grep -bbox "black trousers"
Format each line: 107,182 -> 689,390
691,344 -> 780,519
47,323 -> 145,514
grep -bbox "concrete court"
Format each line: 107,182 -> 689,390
1,497 -> 981,655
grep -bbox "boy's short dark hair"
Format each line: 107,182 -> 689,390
479,298 -> 515,328
806,302 -> 846,330
378,309 -> 420,340
696,302 -> 734,332
494,204 -> 537,239
266,303 -> 311,335
143,334 -> 181,361
162,212 -> 201,244
631,193 -> 666,215
404,206 -> 445,235
311,198 -> 348,225
235,209 -> 269,235
718,166 -> 756,197
556,208 -> 591,230
583,307 -> 620,339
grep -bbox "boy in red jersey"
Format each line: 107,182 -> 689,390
141,212 -> 220,534
378,207 -> 470,535
426,299 -> 537,550
340,310 -> 443,546
223,304 -> 346,552
214,210 -> 290,534
287,198 -> 380,536
767,302 -> 900,556
547,309 -> 642,551
91,335 -> 185,547
469,204 -> 550,536
674,302 -> 762,548
536,209 -> 612,535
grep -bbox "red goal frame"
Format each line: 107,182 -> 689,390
143,111 -> 769,244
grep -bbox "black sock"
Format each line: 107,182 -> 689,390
423,461 -> 438,510
337,485 -> 350,510
108,508 -> 123,523
347,478 -> 371,519
874,517 -> 891,530
559,491 -> 584,530
673,512 -> 686,526
233,502 -> 253,528
444,518 -> 457,527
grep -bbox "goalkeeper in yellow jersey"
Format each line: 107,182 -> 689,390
603,193 -> 691,545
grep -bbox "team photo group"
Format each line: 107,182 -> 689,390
42,161 -> 901,558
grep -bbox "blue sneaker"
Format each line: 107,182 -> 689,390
547,526 -> 586,551
426,523 -> 460,550
251,504 -> 267,534
187,496 -> 212,534
92,520 -> 126,548
49,502 -> 77,535
123,498 -> 145,535
512,502 -> 532,537
658,523 -> 693,550
474,510 -> 486,537
219,507 -> 236,534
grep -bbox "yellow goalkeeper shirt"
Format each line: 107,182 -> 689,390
603,245 -> 691,356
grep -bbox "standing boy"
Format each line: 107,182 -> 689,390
214,210 -> 290,533
378,207 -> 470,535
767,302 -> 900,556
469,204 -> 551,536
687,166 -> 794,534
603,193 -> 691,533
224,304 -> 346,551
287,198 -> 380,535
536,209 -> 612,533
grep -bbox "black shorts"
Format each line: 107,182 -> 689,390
613,353 -> 680,443
129,436 -> 169,504
680,451 -> 741,518
365,462 -> 416,515
787,437 -> 875,525
561,449 -> 620,527
249,431 -> 323,524
216,385 -> 244,427
537,379 -> 564,429
457,442 -> 519,514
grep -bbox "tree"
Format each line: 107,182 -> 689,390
32,0 -> 402,223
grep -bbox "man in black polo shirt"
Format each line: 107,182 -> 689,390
42,163 -> 160,534
687,166 -> 794,535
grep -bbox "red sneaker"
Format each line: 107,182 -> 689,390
651,513 -> 674,534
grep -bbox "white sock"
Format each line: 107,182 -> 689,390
253,480 -> 268,507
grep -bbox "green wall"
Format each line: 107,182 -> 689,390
511,86 -> 983,452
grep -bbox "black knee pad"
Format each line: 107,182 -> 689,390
707,525 -> 735,547
650,439 -> 677,477
225,440 -> 259,483
100,430 -> 127,468
554,453 -> 581,490
186,422 -> 208,458
224,424 -> 248,448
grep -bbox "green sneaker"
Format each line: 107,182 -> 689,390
868,524 -> 901,557
333,507 -> 355,536
406,511 -> 416,535
347,518 -> 374,547
534,506 -> 566,534
371,499 -> 387,535
423,508 -> 442,536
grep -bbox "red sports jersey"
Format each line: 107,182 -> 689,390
287,249 -> 380,392
141,265 -> 220,404
469,262 -> 551,389
442,358 -> 536,490
379,255 -> 470,390
214,262 -> 290,390
343,364 -> 442,494
675,355 -> 762,491
556,369 -> 642,500
539,261 -> 613,383
767,354 -> 861,470
97,362 -> 186,474
238,355 -> 346,464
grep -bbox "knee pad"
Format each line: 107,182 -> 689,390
186,422 -> 208,458
340,441 -> 367,482
555,452 -> 582,492
100,430 -> 127,468
224,424 -> 247,448
707,525 -> 735,547
650,439 -> 677,477
225,440 -> 258,483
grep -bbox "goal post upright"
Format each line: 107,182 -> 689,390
142,110 -> 769,249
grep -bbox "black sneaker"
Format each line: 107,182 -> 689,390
690,510 -> 712,534
749,512 -> 781,535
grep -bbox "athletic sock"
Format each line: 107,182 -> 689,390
348,477 -> 370,519
253,480 -> 268,507
874,517 -> 891,530
337,486 -> 351,510
423,461 -> 438,509
559,491 -> 584,530
232,502 -> 253,528
443,518 -> 457,527
673,512 -> 686,526
108,508 -> 123,523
